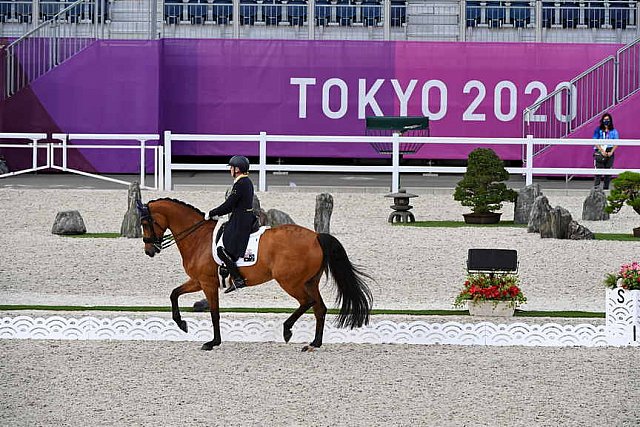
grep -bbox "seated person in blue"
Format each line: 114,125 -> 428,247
207,155 -> 254,293
592,112 -> 619,190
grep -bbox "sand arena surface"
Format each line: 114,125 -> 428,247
1,187 -> 639,426
0,188 -> 638,311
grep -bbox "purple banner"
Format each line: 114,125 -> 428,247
3,38 -> 637,173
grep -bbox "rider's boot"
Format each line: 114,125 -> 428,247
217,247 -> 246,293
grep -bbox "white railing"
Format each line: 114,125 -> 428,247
163,131 -> 640,192
0,133 -> 162,190
51,133 -> 163,190
0,133 -> 50,177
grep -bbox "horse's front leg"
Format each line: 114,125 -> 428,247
201,281 -> 222,351
170,278 -> 201,333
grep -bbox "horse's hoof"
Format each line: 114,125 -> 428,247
201,340 -> 221,351
283,328 -> 292,343
301,345 -> 318,352
179,320 -> 188,333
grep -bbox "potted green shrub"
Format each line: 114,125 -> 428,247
605,171 -> 640,238
453,148 -> 517,224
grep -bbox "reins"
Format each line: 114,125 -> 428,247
141,202 -> 208,252
158,219 -> 206,250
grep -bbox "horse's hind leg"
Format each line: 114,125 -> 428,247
170,278 -> 201,333
303,275 -> 327,352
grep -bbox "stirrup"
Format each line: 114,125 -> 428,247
224,277 -> 246,294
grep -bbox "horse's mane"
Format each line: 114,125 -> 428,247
148,198 -> 205,216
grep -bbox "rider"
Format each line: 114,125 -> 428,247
207,155 -> 254,293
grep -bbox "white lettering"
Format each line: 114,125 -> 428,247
463,80 -> 486,121
494,80 -> 517,122
391,79 -> 417,117
322,78 -> 348,119
358,79 -> 384,119
421,80 -> 447,120
290,77 -> 316,119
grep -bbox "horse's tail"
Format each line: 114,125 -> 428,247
316,233 -> 373,329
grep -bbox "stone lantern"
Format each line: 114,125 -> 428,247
384,188 -> 418,223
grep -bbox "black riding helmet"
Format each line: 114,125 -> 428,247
228,155 -> 250,173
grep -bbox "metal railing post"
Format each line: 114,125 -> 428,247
157,145 -> 164,191
391,132 -> 400,193
259,131 -> 267,192
525,135 -> 534,185
140,139 -> 146,187
164,130 -> 173,191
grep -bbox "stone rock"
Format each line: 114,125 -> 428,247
581,188 -> 610,221
567,220 -> 595,240
193,299 -> 209,312
256,208 -> 268,226
266,209 -> 295,227
314,193 -> 334,234
540,206 -> 573,239
252,194 -> 261,213
0,155 -> 9,174
120,181 -> 142,238
52,210 -> 87,235
514,184 -> 543,224
527,195 -> 552,233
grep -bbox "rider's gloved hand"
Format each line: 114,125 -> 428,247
205,210 -> 219,221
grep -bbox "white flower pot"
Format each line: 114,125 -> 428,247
467,300 -> 515,317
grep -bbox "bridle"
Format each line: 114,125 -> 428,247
137,201 -> 206,253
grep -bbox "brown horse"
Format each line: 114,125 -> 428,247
137,198 -> 373,351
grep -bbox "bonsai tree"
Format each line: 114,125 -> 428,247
605,171 -> 640,232
454,148 -> 517,214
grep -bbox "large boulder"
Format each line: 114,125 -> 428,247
120,182 -> 142,238
527,195 -> 552,233
52,210 -> 87,235
266,209 -> 295,227
314,193 -> 333,234
514,184 -> 543,224
582,188 -> 610,221
567,220 -> 595,240
540,206 -> 573,239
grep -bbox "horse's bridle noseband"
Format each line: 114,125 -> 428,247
137,200 -> 207,253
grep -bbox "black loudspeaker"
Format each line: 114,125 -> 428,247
467,249 -> 518,273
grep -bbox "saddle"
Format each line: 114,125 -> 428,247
212,219 -> 269,268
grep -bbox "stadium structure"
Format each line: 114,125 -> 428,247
0,0 -> 638,175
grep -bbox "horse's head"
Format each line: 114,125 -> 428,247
137,199 -> 168,257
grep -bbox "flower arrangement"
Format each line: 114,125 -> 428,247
604,262 -> 640,291
454,273 -> 527,308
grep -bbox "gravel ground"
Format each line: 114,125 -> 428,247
0,188 -> 638,311
1,187 -> 638,426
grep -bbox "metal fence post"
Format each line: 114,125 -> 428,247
164,130 -> 172,191
391,132 -> 400,193
140,138 -> 146,188
526,134 -> 534,185
259,131 -> 267,192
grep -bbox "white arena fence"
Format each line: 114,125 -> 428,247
1,289 -> 637,347
2,132 -> 639,192
0,132 -> 163,190
164,131 -> 640,192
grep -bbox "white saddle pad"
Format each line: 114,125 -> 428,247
212,224 -> 270,267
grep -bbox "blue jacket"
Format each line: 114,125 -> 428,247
593,127 -> 619,152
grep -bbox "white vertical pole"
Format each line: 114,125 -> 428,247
526,135 -> 534,186
31,138 -> 38,170
391,132 -> 400,193
62,134 -> 68,171
164,131 -> 172,191
259,131 -> 267,192
157,145 -> 164,191
139,139 -> 146,188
